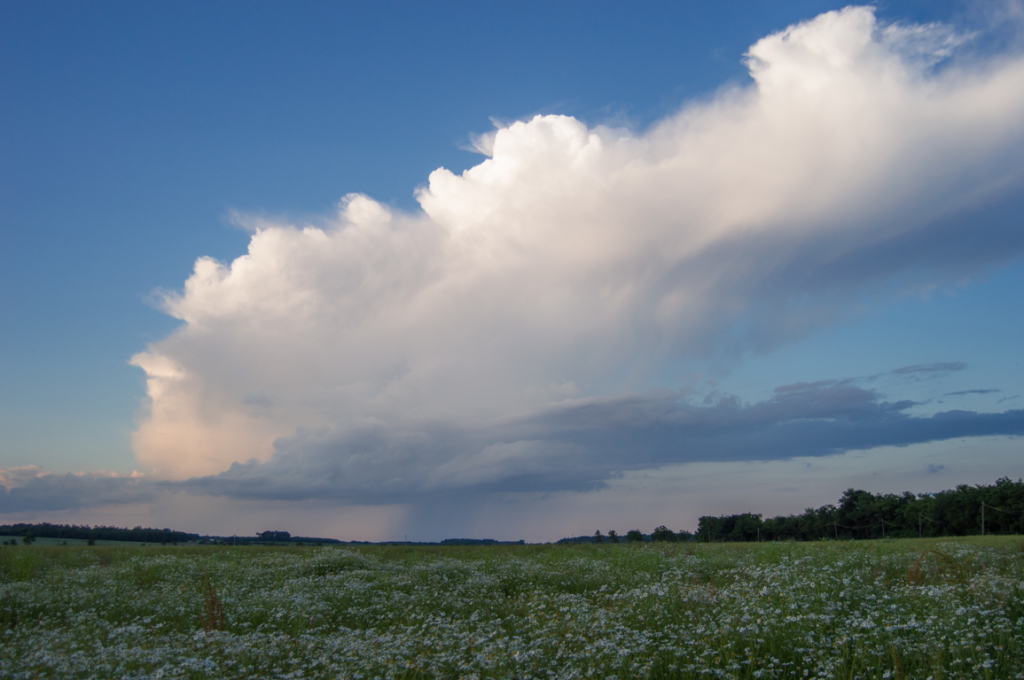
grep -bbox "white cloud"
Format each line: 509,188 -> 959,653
130,6 -> 1024,490
0,466 -> 46,490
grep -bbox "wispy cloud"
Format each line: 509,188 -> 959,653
892,363 -> 968,376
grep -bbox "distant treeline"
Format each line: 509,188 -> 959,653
440,538 -> 526,546
0,524 -> 345,545
254,531 -> 342,545
0,523 -> 198,544
7,478 -> 1023,547
697,477 -> 1024,542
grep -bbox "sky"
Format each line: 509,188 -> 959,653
1,0 -> 1023,542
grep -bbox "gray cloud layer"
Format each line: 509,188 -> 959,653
4,376 -> 1022,512
0,469 -> 152,514
201,380 -> 1024,503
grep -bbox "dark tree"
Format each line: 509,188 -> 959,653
651,525 -> 677,542
608,530 -> 619,543
625,530 -> 644,543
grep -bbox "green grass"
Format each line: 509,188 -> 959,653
1,537 -> 1023,678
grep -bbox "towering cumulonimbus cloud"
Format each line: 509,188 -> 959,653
131,6 -> 1024,485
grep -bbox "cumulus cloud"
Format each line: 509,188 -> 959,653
128,6 -> 1024,501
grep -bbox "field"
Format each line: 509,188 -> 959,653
1,538 -> 1022,679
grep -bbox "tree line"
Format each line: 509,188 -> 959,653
563,526 -> 693,544
696,477 -> 1024,542
0,524 -> 350,545
0,523 -> 198,544
5,478 -> 1022,547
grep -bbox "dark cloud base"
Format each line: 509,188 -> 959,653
3,379 -> 1022,512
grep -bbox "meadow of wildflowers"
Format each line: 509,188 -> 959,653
1,537 -> 1022,679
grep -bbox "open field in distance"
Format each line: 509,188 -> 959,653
2,537 -> 1023,678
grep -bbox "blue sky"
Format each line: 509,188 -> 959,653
1,1 -> 1022,541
